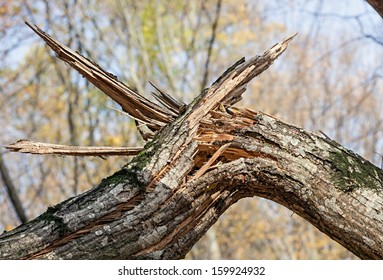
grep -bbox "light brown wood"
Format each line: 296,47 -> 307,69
6,140 -> 142,157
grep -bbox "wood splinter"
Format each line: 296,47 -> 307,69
5,140 -> 143,157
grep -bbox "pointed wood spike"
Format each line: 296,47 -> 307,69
5,140 -> 143,157
186,33 -> 297,127
193,143 -> 231,180
150,91 -> 180,117
149,81 -> 186,112
24,20 -> 172,129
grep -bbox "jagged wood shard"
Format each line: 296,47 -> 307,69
6,140 -> 142,157
149,81 -> 186,115
24,20 -> 173,130
186,33 -> 296,128
7,22 -> 295,157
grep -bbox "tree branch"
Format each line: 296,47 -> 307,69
0,154 -> 28,224
200,0 -> 222,91
0,25 -> 296,259
3,21 -> 382,261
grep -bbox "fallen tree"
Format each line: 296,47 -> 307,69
0,20 -> 383,260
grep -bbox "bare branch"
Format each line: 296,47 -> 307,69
200,0 -> 222,91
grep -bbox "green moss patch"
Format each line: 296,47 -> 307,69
99,140 -> 160,191
329,149 -> 383,193
38,205 -> 70,237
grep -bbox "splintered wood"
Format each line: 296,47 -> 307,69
24,20 -> 175,131
8,21 -> 187,156
193,143 -> 231,179
1,21 -> 300,260
6,140 -> 143,157
192,107 -> 261,173
8,21 -> 295,181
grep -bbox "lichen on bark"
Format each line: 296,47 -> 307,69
329,149 -> 383,193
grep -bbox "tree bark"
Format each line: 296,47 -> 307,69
1,22 -> 383,260
367,0 -> 383,19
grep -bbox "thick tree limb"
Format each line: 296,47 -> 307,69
1,22 -> 383,261
0,27 -> 298,259
2,107 -> 383,259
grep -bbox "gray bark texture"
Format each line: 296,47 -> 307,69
1,20 -> 383,260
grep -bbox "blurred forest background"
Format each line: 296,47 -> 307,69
1,0 -> 383,259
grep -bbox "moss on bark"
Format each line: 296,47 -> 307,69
329,149 -> 383,193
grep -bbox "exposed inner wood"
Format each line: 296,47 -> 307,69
5,140 -> 143,157
24,20 -> 173,132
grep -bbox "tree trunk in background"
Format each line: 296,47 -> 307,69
1,12 -> 383,259
0,154 -> 28,224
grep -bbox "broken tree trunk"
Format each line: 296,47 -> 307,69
1,22 -> 383,260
